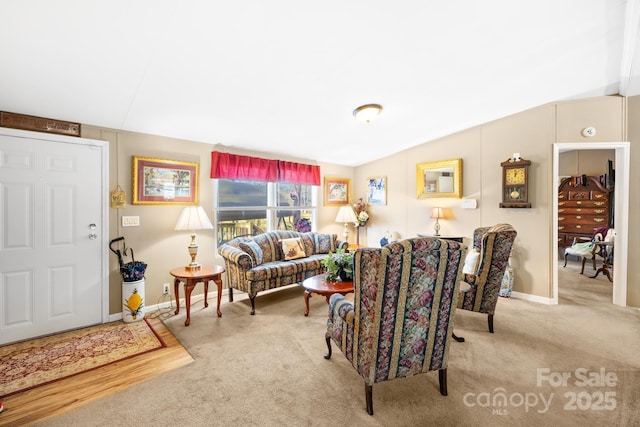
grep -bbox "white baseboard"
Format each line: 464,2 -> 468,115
510,290 -> 555,305
110,288 -> 232,322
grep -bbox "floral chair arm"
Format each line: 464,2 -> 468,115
328,293 -> 355,326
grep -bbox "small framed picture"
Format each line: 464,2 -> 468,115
132,156 -> 199,205
367,176 -> 387,205
324,177 -> 351,206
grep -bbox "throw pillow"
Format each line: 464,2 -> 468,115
462,249 -> 480,275
299,232 -> 316,256
314,233 -> 337,254
238,240 -> 264,265
280,237 -> 306,260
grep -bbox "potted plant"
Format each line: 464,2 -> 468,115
322,249 -> 354,281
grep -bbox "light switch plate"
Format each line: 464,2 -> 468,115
122,216 -> 140,227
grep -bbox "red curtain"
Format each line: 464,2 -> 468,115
277,160 -> 320,185
210,151 -> 278,182
210,151 -> 320,185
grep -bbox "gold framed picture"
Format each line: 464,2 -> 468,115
416,158 -> 462,199
324,177 -> 351,206
132,156 -> 199,205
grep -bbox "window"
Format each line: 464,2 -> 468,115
215,179 -> 316,245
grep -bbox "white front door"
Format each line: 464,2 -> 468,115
0,129 -> 107,345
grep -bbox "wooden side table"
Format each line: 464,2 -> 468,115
170,265 -> 226,326
301,273 -> 354,316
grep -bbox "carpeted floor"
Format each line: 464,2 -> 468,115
28,260 -> 640,426
0,319 -> 165,398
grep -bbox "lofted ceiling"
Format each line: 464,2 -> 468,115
1,1 -> 639,166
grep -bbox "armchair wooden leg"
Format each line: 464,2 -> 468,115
488,314 -> 494,333
580,257 -> 587,274
365,383 -> 373,415
249,296 -> 256,315
324,335 -> 332,359
563,253 -> 568,267
438,368 -> 448,396
228,287 -> 234,302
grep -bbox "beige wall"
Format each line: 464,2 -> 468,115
83,94 -> 638,314
559,150 -> 614,177
355,95 -> 637,305
626,96 -> 640,307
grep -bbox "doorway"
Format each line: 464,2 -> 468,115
552,142 -> 630,306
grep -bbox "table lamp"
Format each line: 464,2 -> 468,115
335,205 -> 358,241
175,206 -> 214,270
431,207 -> 443,236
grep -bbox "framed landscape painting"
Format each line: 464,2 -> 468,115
367,176 -> 387,205
324,177 -> 351,206
132,156 -> 199,205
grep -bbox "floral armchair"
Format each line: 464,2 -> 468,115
325,237 -> 467,415
458,224 -> 517,334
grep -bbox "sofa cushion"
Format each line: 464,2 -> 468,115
238,240 -> 264,265
299,232 -> 316,256
252,232 -> 280,263
314,233 -> 338,254
280,237 -> 306,260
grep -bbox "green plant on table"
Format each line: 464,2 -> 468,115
322,248 -> 354,281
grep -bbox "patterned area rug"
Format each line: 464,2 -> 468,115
0,319 -> 165,398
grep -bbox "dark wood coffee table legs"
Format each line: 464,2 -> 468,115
302,274 -> 354,316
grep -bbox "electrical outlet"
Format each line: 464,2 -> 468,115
162,283 -> 170,294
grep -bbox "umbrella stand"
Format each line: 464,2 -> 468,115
109,237 -> 147,322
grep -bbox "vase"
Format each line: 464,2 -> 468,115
499,260 -> 514,298
339,269 -> 349,281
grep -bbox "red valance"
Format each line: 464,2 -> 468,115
211,151 -> 320,185
277,160 -> 321,185
210,152 -> 278,182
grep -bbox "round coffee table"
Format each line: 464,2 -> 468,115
301,273 -> 354,316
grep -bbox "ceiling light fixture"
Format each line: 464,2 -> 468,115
353,104 -> 383,123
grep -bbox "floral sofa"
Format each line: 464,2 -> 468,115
218,231 -> 347,314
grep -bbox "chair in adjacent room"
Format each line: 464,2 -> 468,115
458,224 -> 517,334
324,237 -> 467,415
563,226 -> 610,274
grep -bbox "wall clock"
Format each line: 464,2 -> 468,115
499,157 -> 532,208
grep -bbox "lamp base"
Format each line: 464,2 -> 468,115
433,220 -> 441,236
186,262 -> 202,271
186,233 -> 201,270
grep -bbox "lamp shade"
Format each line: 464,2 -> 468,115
430,207 -> 444,219
175,206 -> 214,231
335,205 -> 358,224
353,104 -> 383,123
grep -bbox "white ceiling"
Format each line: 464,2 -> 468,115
2,1 -> 639,166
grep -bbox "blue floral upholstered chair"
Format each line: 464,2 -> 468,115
457,224 -> 517,334
324,237 -> 467,415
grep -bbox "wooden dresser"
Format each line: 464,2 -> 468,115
558,175 -> 611,248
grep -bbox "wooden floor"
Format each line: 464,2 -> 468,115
0,316 -> 193,426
